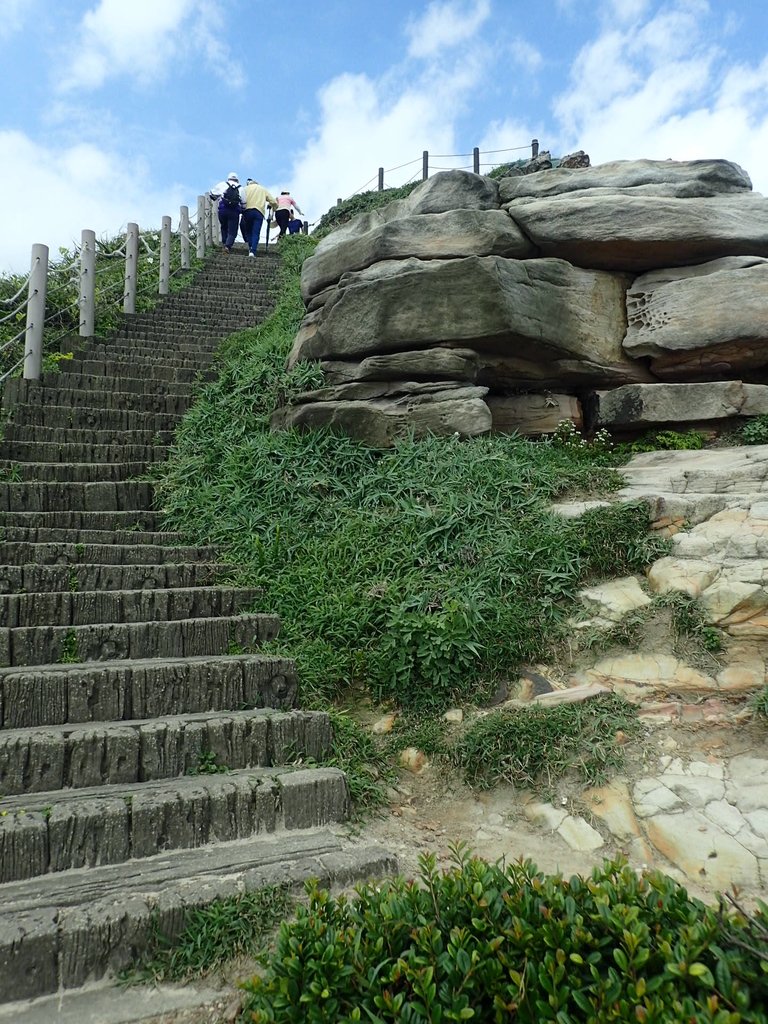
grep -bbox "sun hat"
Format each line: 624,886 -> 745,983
227,173 -> 239,183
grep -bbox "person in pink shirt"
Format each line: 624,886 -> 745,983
274,190 -> 304,239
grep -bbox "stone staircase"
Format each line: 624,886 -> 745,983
0,248 -> 394,1007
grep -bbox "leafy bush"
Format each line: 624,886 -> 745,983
242,848 -> 768,1023
739,416 -> 768,446
750,685 -> 768,719
619,429 -> 706,454
454,693 -> 640,790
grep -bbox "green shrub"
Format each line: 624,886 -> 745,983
750,685 -> 768,719
619,429 -> 706,454
312,184 -> 420,239
242,848 -> 768,1023
739,416 -> 768,446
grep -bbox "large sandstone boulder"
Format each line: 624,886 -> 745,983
623,257 -> 768,379
301,209 -> 534,301
499,158 -> 752,202
290,256 -> 647,387
505,193 -> 768,271
315,170 -> 499,254
487,393 -> 582,435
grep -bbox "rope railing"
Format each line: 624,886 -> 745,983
0,196 -> 220,384
329,137 -> 543,217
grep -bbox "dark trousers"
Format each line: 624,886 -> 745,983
275,208 -> 291,237
240,209 -> 265,253
218,207 -> 240,249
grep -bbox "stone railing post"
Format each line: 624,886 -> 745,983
532,138 -> 539,159
473,147 -> 480,173
159,215 -> 171,295
196,196 -> 206,259
179,205 -> 190,270
378,167 -> 384,191
123,222 -> 139,314
422,150 -> 429,180
79,228 -> 96,337
23,243 -> 48,380
206,199 -> 215,247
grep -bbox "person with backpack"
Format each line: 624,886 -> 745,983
209,172 -> 244,251
274,190 -> 304,239
240,178 -> 278,257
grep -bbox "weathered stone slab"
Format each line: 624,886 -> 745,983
0,909 -> 58,1001
279,768 -> 350,829
321,348 -> 480,385
593,381 -> 768,428
301,209 -> 534,299
271,394 -> 493,446
499,158 -> 752,202
505,193 -> 768,272
487,393 -> 582,435
623,258 -> 768,378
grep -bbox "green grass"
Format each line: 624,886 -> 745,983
122,886 -> 294,984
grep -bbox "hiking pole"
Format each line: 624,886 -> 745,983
264,212 -> 272,254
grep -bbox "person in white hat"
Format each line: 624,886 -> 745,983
208,172 -> 244,251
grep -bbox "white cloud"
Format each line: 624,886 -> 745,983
406,0 -> 491,60
509,37 -> 544,73
550,0 -> 768,195
0,0 -> 26,39
58,0 -> 243,92
0,130 -> 193,275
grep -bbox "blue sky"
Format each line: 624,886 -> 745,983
2,0 -> 768,274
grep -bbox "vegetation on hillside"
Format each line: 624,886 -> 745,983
156,236 -> 666,716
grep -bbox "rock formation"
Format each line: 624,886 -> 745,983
274,159 -> 768,444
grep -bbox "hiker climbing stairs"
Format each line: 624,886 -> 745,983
0,248 -> 394,1007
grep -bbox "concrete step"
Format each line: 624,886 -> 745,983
2,441 -> 167,464
0,544 -> 217,569
3,425 -> 175,446
0,830 -> 394,1003
0,708 -> 332,796
0,765 -> 350,883
9,404 -> 183,431
1,610 -> 279,666
58,359 -> 205,383
4,385 -> 193,416
0,510 -> 165,530
0,461 -> 150,483
0,585 -> 260,627
1,526 -> 182,544
0,541 -> 218,565
41,373 -> 195,397
0,562 -> 230,595
0,480 -> 155,512
0,653 -> 297,728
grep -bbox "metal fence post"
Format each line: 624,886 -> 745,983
23,243 -> 48,380
123,222 -> 138,314
196,196 -> 206,259
79,229 -> 96,337
378,167 -> 384,191
531,138 -> 539,159
422,150 -> 429,180
473,147 -> 480,174
179,206 -> 190,270
159,215 -> 171,295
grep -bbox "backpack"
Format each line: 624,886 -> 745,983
222,183 -> 240,208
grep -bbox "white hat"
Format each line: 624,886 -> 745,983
227,172 -> 239,183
